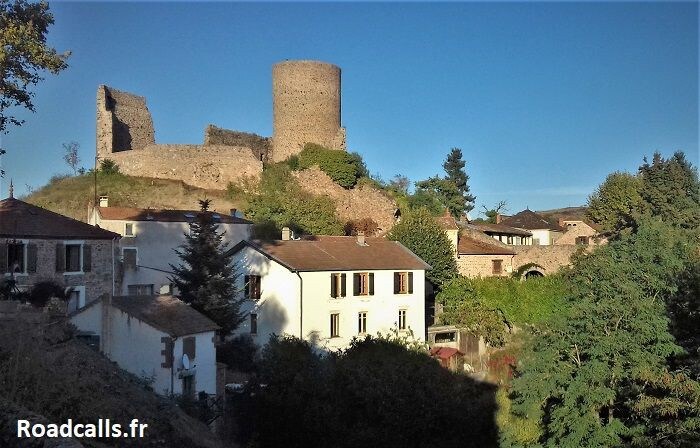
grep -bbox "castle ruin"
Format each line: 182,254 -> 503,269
96,60 -> 346,189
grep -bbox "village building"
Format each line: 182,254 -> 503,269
456,233 -> 516,278
0,192 -> 120,311
228,229 -> 430,349
70,294 -> 219,397
553,218 -> 606,246
499,209 -> 564,245
469,222 -> 533,246
89,197 -> 252,296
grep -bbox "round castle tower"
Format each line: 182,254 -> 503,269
271,60 -> 346,162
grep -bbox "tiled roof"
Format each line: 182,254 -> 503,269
97,206 -> 252,224
500,209 -> 564,231
469,222 -> 532,236
0,198 -> 121,240
230,236 -> 431,272
435,210 -> 459,230
458,233 -> 516,256
430,346 -> 463,359
111,295 -> 220,336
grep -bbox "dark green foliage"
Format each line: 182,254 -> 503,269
406,187 -> 445,215
170,199 -> 244,335
99,158 -> 120,175
234,163 -> 344,237
416,148 -> 476,218
296,143 -> 364,188
25,280 -> 71,307
504,219 -> 700,447
231,335 -> 498,448
443,147 -> 476,213
216,335 -> 259,373
0,0 -> 69,132
388,207 -> 457,287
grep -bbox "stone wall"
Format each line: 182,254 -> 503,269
204,125 -> 271,162
512,245 -> 581,275
271,60 -> 346,162
107,144 -> 262,190
457,254 -> 515,278
96,85 -> 155,159
293,167 -> 397,233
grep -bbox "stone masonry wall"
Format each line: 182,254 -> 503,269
271,60 -> 346,162
512,245 -> 581,275
13,239 -> 116,304
96,85 -> 155,159
204,125 -> 271,162
108,144 -> 262,190
293,167 -> 397,233
457,254 -> 514,278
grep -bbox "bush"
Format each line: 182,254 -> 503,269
99,158 -> 120,175
297,143 -> 362,188
217,335 -> 259,373
343,218 -> 379,237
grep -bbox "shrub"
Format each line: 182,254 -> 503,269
297,143 -> 361,188
99,158 -> 120,175
217,335 -> 259,373
343,218 -> 379,236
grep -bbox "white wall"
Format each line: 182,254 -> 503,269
530,229 -> 562,245
92,214 -> 250,295
232,246 -> 426,350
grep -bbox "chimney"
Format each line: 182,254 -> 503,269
495,213 -> 502,224
356,231 -> 366,246
99,196 -> 109,207
230,208 -> 237,217
281,227 -> 291,241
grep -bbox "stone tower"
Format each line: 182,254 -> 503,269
96,85 -> 155,160
271,60 -> 346,162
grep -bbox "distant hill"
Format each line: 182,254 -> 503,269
23,172 -> 244,222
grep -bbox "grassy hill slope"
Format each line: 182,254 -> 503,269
24,173 -> 244,222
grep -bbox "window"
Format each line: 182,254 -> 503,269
576,236 -> 589,245
65,244 -> 82,272
358,312 -> 367,334
122,248 -> 138,271
330,313 -> 340,338
492,260 -> 503,275
7,242 -> 25,273
66,286 -> 86,313
393,272 -> 413,294
506,236 -> 513,245
245,275 -> 261,301
434,331 -> 456,343
124,222 -> 135,237
250,313 -> 258,335
330,273 -> 346,298
127,284 -> 154,296
353,272 -> 374,296
398,309 -> 407,330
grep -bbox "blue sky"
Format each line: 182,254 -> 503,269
1,1 -> 697,217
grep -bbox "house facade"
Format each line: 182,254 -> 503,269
500,209 -> 564,245
89,198 -> 252,296
71,295 -> 219,397
456,232 -> 516,278
0,195 -> 120,310
228,231 -> 430,350
469,222 -> 533,246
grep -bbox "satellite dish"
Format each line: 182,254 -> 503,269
182,354 -> 190,370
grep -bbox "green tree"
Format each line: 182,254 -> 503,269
388,207 -> 457,287
170,199 -> 244,335
586,171 -> 644,233
482,200 -> 508,223
416,148 -> 476,218
0,0 -> 69,133
639,151 -> 700,229
504,219 -> 700,448
444,147 -> 476,212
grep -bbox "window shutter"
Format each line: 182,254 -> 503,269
27,244 -> 38,273
341,274 -> 347,297
183,336 -> 196,360
82,244 -> 92,272
244,275 -> 250,300
0,243 -> 7,273
369,273 -> 375,295
408,272 -> 414,294
330,274 -> 337,298
55,243 -> 65,273
393,272 -> 400,294
353,273 -> 360,296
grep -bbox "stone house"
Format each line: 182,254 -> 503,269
554,219 -> 606,246
228,230 -> 430,349
0,194 -> 120,311
70,295 -> 219,397
469,222 -> 533,246
88,197 -> 252,296
456,232 -> 516,278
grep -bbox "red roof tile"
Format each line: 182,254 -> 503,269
230,236 -> 431,272
97,206 -> 252,224
458,233 -> 516,256
430,346 -> 463,359
435,210 -> 459,230
0,198 -> 120,240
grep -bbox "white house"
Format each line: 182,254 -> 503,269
500,209 -> 564,245
89,198 -> 252,296
228,231 -> 431,350
70,295 -> 219,397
